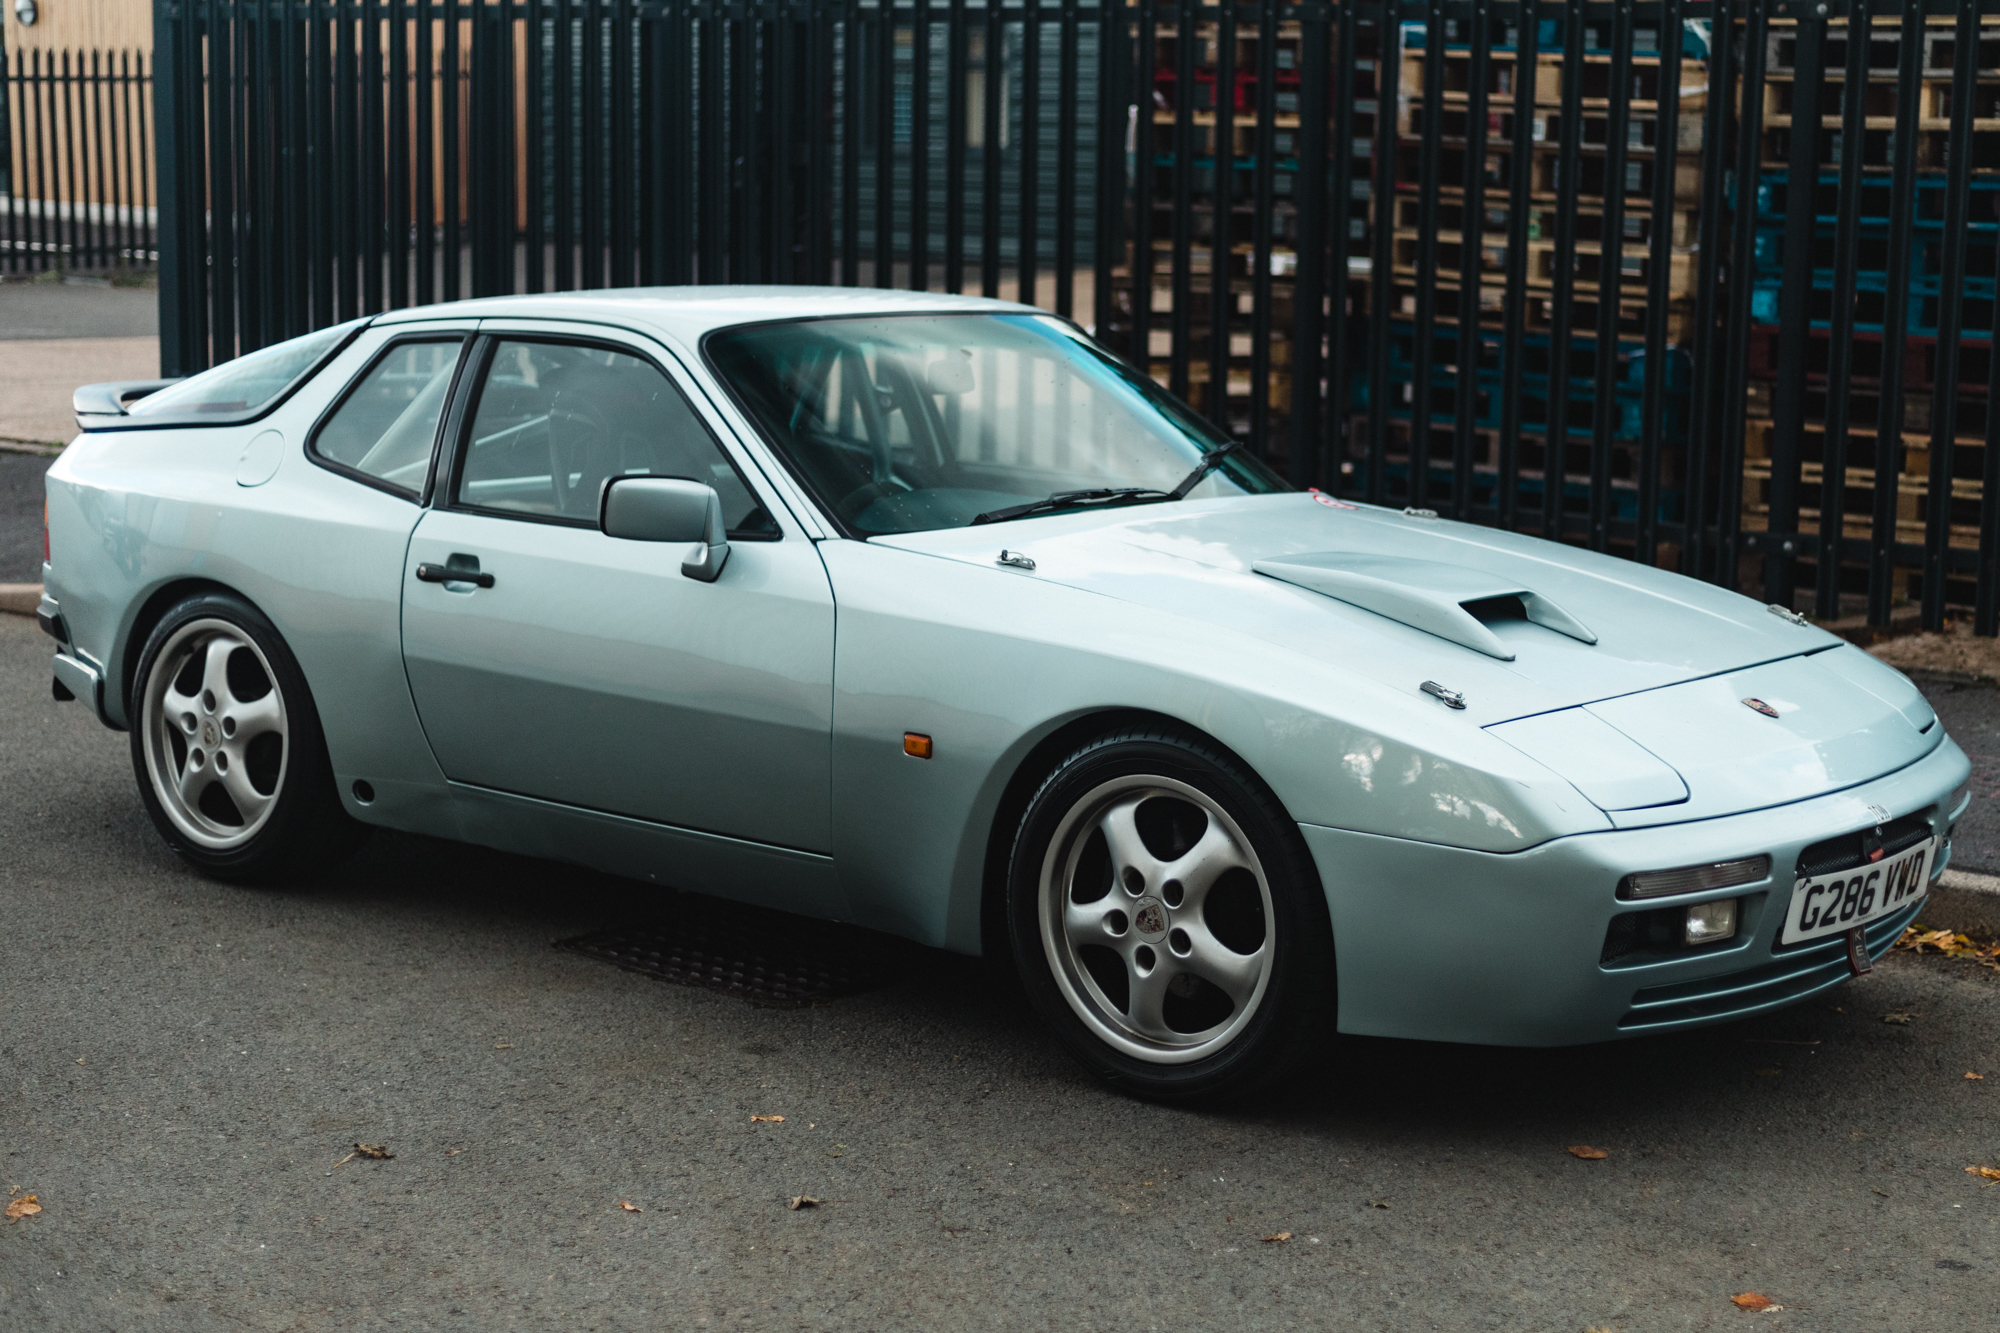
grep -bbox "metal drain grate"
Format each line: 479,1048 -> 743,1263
558,906 -> 884,1008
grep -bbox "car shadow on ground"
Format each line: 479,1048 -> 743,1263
267,822 -> 1960,1145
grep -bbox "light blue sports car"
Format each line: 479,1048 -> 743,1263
39,289 -> 1971,1101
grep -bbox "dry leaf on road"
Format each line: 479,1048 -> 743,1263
751,1115 -> 785,1123
617,1200 -> 642,1212
788,1195 -> 821,1210
4,1194 -> 40,1221
1567,1145 -> 1610,1160
1368,1199 -> 1390,1209
1895,927 -> 2000,971
1882,1011 -> 1916,1025
1730,1292 -> 1775,1311
1967,1072 -> 1985,1081
355,1142 -> 394,1160
1754,1067 -> 1782,1076
1965,1165 -> 2000,1182
1261,1231 -> 1292,1244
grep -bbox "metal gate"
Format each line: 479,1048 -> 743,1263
152,1 -> 2000,632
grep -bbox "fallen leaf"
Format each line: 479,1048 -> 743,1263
354,1142 -> 394,1160
4,1194 -> 40,1221
1261,1231 -> 1292,1244
617,1200 -> 642,1213
825,1144 -> 847,1158
494,1042 -> 513,1049
1967,1072 -> 1985,1081
788,1195 -> 821,1210
1567,1145 -> 1610,1160
445,1149 -> 464,1156
1754,1067 -> 1782,1076
76,1058 -> 85,1065
1368,1199 -> 1390,1209
1731,1292 -> 1775,1311
1882,1011 -> 1915,1025
1966,1165 -> 2000,1182
750,1114 -> 785,1124
1871,1188 -> 1890,1197
1896,926 -> 2000,970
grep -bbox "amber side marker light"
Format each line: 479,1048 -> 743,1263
903,732 -> 933,759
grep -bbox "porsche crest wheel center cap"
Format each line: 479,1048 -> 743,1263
1132,897 -> 1169,939
201,720 -> 219,746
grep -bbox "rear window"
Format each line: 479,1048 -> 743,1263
129,320 -> 364,420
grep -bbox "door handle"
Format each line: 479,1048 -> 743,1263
416,562 -> 494,588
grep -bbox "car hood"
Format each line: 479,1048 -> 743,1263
874,492 -> 1940,822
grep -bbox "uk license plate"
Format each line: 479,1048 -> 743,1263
1780,838 -> 1935,945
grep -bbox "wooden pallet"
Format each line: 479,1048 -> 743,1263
1389,193 -> 1699,247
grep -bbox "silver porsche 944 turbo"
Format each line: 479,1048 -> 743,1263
39,288 -> 1970,1100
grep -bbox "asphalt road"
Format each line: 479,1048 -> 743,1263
1,451 -> 52,583
0,280 -> 159,341
3,612 -> 1998,1332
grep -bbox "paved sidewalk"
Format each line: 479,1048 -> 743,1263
0,279 -> 161,448
0,338 -> 160,448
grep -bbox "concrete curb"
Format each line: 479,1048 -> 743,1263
1921,869 -> 2000,942
0,583 -> 42,616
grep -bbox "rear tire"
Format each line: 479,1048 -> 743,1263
129,591 -> 368,882
1005,725 -> 1335,1103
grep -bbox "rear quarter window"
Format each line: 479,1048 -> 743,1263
126,320 -> 365,423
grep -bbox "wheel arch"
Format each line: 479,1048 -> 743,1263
975,706 -> 1285,964
113,577 -> 260,728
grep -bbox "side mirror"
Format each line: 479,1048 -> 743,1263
600,476 -> 731,582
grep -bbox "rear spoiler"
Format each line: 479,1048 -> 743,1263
74,379 -> 182,430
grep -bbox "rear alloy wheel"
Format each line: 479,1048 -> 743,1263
1007,727 -> 1335,1103
131,592 -> 365,881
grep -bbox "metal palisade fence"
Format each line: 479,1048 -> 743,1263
150,0 -> 1999,630
2,47 -> 158,273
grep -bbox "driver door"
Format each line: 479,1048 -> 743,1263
400,327 -> 838,874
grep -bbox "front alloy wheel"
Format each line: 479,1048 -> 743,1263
1007,726 -> 1335,1102
1041,775 -> 1275,1063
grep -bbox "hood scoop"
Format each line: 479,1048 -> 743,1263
1252,553 -> 1597,662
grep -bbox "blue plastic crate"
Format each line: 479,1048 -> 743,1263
1384,322 -> 1692,392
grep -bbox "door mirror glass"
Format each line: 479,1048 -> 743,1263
602,477 -> 732,581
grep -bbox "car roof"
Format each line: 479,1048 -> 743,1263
371,285 -> 1048,344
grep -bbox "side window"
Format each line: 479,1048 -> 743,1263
310,338 -> 464,497
456,340 -> 774,535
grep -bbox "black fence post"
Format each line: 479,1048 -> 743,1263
153,0 -> 192,377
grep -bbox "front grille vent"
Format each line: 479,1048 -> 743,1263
1796,813 -> 1932,881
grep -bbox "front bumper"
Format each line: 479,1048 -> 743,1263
1302,734 -> 1970,1047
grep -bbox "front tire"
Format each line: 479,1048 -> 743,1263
1005,725 -> 1335,1103
130,591 -> 366,882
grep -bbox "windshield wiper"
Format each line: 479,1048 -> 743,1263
967,441 -> 1242,527
970,487 -> 1172,526
1167,438 -> 1242,500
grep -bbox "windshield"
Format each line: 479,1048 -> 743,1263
130,320 -> 363,418
705,313 -> 1285,535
